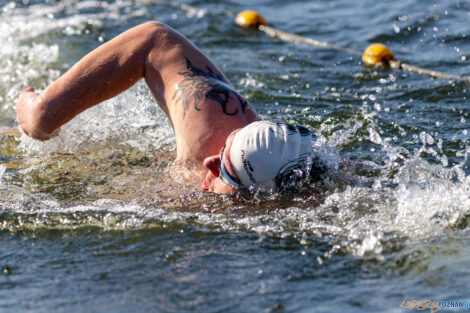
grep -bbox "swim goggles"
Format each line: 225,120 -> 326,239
219,144 -> 247,189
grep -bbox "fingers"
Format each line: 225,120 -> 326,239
20,87 -> 36,98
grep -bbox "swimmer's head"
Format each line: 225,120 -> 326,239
228,121 -> 322,191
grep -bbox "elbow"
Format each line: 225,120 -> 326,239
131,21 -> 176,68
140,21 -> 171,33
139,21 -> 174,42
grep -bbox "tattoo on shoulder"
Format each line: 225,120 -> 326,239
172,57 -> 248,118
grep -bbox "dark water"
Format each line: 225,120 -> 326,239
1,0 -> 470,312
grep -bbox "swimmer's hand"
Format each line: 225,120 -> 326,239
16,87 -> 60,141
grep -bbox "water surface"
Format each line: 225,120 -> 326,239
1,0 -> 470,312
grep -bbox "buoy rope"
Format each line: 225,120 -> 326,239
390,61 -> 467,81
259,25 -> 363,56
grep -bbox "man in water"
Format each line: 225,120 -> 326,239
17,21 -> 327,194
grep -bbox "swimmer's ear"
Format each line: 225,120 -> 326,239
203,155 -> 221,177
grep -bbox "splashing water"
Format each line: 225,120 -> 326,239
17,81 -> 175,157
365,126 -> 470,238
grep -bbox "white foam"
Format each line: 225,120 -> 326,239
1,152 -> 469,257
393,159 -> 470,235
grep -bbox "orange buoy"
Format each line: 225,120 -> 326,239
235,10 -> 267,29
362,43 -> 395,67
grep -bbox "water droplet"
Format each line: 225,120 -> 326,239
393,24 -> 400,33
3,266 -> 11,275
398,15 -> 409,22
369,128 -> 382,144
440,155 -> 448,167
426,133 -> 434,145
0,165 -> 5,184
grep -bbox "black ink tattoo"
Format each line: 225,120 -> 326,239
172,57 -> 248,118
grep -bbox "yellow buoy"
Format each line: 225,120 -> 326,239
362,43 -> 395,67
235,10 -> 267,29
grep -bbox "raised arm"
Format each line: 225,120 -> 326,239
16,22 -> 169,140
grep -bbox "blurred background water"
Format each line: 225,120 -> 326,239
1,0 -> 470,312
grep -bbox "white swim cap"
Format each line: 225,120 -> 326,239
230,121 -> 320,190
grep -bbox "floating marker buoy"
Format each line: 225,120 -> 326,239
362,43 -> 395,68
235,10 -> 267,29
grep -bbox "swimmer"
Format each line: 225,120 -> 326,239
16,22 -> 330,194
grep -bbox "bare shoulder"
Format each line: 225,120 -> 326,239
172,57 -> 249,119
